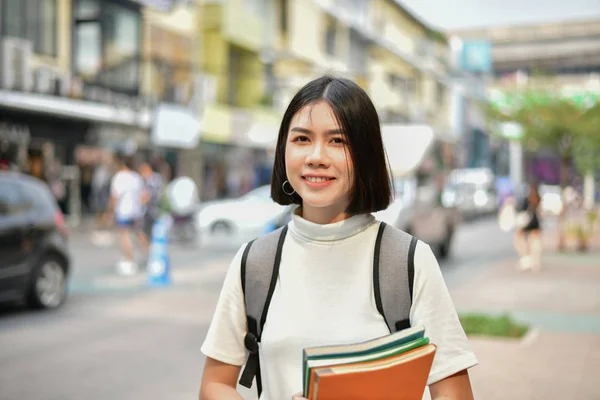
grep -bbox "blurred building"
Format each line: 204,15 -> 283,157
452,18 -> 600,186
194,0 -> 472,201
1,0 -> 487,209
268,0 -> 456,135
0,0 -> 199,215
198,0 -> 280,200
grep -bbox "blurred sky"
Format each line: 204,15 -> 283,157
400,0 -> 600,30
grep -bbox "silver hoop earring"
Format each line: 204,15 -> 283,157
282,180 -> 296,196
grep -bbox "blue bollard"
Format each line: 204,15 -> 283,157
262,220 -> 277,234
147,217 -> 171,287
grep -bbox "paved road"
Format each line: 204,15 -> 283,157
0,216 -> 518,400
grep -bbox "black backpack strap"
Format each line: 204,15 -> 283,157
238,225 -> 288,396
373,222 -> 418,333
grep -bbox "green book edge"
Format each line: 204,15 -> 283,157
303,336 -> 430,397
302,328 -> 425,396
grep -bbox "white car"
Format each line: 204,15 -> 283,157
442,168 -> 498,219
196,185 -> 292,246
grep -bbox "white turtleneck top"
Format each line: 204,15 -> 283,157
201,209 -> 478,399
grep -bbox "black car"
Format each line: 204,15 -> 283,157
0,172 -> 70,309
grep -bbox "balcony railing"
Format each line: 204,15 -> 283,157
315,1 -> 451,85
80,54 -> 197,106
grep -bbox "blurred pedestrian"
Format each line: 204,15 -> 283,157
513,182 -> 542,271
166,175 -> 199,244
91,153 -> 113,230
151,154 -> 172,184
138,160 -> 164,260
109,152 -> 144,276
47,160 -> 67,214
199,76 -> 477,400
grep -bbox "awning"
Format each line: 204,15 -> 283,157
151,103 -> 201,149
0,90 -> 152,128
132,0 -> 175,11
380,124 -> 435,176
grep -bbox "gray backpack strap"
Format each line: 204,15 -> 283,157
373,222 -> 418,333
238,225 -> 288,396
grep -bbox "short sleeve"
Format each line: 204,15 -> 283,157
409,241 -> 479,385
200,244 -> 249,366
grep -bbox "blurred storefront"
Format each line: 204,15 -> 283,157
0,0 -> 158,222
196,104 -> 278,201
201,142 -> 273,201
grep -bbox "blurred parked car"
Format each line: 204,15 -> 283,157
442,168 -> 498,219
196,185 -> 292,245
374,175 -> 459,259
374,125 -> 460,259
0,172 -> 70,309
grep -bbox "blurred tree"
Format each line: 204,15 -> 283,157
485,88 -> 600,250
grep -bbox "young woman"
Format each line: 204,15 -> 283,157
513,182 -> 543,271
199,76 -> 478,400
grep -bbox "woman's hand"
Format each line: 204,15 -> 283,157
292,392 -> 308,400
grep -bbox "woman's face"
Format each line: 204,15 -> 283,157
284,101 -> 354,219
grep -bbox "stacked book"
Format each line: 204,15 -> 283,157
302,325 -> 436,400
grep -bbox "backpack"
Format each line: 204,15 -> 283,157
238,222 -> 418,396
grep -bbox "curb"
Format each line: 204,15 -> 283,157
68,257 -> 232,295
458,308 -> 600,335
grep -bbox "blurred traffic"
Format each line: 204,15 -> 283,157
0,171 -> 69,309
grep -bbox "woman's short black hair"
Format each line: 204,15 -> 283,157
271,75 -> 393,214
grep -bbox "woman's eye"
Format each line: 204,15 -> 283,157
292,136 -> 309,142
331,137 -> 345,145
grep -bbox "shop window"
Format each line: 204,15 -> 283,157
104,4 -> 139,69
147,24 -> 194,103
1,0 -> 57,56
325,17 -> 337,57
227,46 -> 242,106
436,82 -> 445,107
75,22 -> 102,78
279,0 -> 288,35
73,0 -> 141,94
349,29 -> 367,75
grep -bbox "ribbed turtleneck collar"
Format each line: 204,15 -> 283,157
288,207 -> 376,242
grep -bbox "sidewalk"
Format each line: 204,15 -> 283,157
448,229 -> 600,400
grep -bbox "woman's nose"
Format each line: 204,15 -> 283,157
305,143 -> 329,167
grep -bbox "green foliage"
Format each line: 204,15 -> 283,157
566,222 -> 592,240
572,102 -> 600,174
485,88 -> 600,173
459,313 -> 529,338
588,209 -> 598,226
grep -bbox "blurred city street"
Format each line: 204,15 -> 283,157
1,216 -> 599,400
2,0 -> 600,399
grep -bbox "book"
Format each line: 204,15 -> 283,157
305,336 -> 429,398
302,325 -> 426,397
311,343 -> 437,400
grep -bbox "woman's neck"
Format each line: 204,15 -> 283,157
300,205 -> 350,225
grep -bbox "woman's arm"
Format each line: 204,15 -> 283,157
429,369 -> 474,400
199,357 -> 243,400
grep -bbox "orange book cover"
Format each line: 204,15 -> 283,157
310,344 -> 436,400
